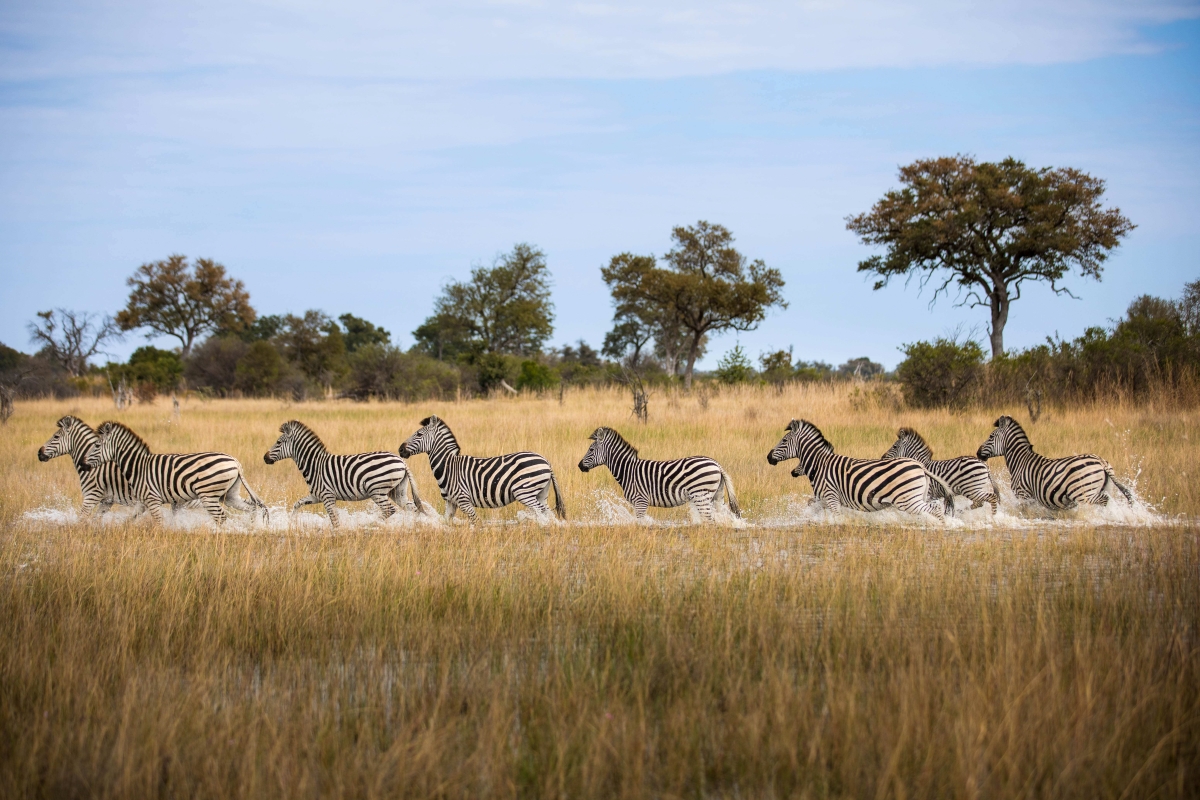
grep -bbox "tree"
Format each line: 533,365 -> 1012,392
276,311 -> 348,390
602,222 -> 786,389
338,313 -> 390,353
413,243 -> 554,359
28,309 -> 122,376
847,155 -> 1134,359
117,254 -> 256,358
715,344 -> 755,384
107,346 -> 184,392
896,337 -> 985,408
760,348 -> 794,389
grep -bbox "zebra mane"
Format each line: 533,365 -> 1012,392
898,427 -> 932,456
994,415 -> 1015,428
796,419 -> 835,454
281,420 -> 326,450
97,421 -> 151,453
592,427 -> 637,456
57,415 -> 81,430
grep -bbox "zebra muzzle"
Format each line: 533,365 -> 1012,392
37,448 -> 49,462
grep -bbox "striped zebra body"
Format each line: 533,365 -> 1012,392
884,427 -> 1000,514
399,415 -> 566,523
265,420 -> 424,531
37,415 -> 141,516
977,416 -> 1133,509
577,426 -> 739,522
85,421 -> 268,525
768,419 -> 951,519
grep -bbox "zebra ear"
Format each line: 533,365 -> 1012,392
57,416 -> 73,429
787,419 -> 800,432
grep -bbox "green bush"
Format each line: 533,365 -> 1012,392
108,346 -> 184,393
897,337 -> 985,408
344,345 -> 463,401
235,341 -> 284,395
516,360 -> 557,392
715,345 -> 756,385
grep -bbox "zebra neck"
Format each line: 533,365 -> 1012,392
605,446 -> 638,486
293,448 -> 328,487
70,431 -> 98,475
116,446 -> 151,486
1003,437 -> 1038,475
425,444 -> 458,493
911,450 -> 934,468
799,445 -> 833,475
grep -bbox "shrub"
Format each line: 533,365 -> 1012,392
516,360 -> 557,392
235,341 -> 285,396
897,337 -> 985,408
107,346 -> 184,394
184,337 -> 248,396
715,345 -> 756,385
344,345 -> 463,401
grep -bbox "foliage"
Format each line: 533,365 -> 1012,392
837,357 -> 885,380
516,360 -> 557,392
234,341 -> 285,396
27,309 -> 122,377
475,353 -> 517,394
275,311 -> 349,390
338,313 -> 391,353
107,347 -> 184,394
602,221 -> 786,388
184,337 -> 249,396
896,337 -> 986,408
556,341 -> 610,386
117,255 -> 256,357
413,243 -> 555,359
715,344 -> 756,384
342,344 -> 462,401
794,360 -> 834,382
847,155 -> 1134,357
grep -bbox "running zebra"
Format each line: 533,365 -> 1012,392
264,420 -> 425,531
85,421 -> 268,525
976,415 -> 1133,509
399,415 -> 566,523
577,426 -> 740,523
768,419 -> 954,519
883,427 -> 1000,514
37,416 -> 140,517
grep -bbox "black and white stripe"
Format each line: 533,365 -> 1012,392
264,420 -> 425,530
37,415 -> 141,517
883,427 -> 1000,514
768,419 -> 954,519
85,421 -> 268,525
577,426 -> 740,522
399,415 -> 566,523
976,415 -> 1133,509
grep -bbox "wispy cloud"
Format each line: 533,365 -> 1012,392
3,1 -> 1198,82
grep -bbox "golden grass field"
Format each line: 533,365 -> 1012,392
1,385 -> 1197,798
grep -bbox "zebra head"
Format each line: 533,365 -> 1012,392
265,420 -> 308,464
883,427 -> 931,462
85,421 -> 147,468
767,419 -> 834,479
400,415 -> 451,458
39,415 -> 89,463
977,415 -> 1023,461
578,427 -> 631,472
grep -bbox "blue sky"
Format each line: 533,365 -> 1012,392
2,1 -> 1198,368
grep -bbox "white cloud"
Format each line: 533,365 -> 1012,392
2,0 -> 1197,81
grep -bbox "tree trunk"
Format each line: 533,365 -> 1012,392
989,288 -> 1010,359
683,332 -> 703,391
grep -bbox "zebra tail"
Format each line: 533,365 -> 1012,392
721,468 -> 742,518
397,472 -> 428,514
928,471 -> 955,518
551,472 -> 567,521
235,473 -> 270,523
1105,467 -> 1135,505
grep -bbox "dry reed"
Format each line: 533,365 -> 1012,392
1,385 -> 1196,798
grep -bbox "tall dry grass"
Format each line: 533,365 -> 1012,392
1,385 -> 1197,798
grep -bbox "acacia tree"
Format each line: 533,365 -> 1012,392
413,243 -> 554,358
847,155 -> 1134,358
28,309 -> 122,376
117,255 -> 256,358
602,222 -> 786,389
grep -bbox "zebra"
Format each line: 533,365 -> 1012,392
883,427 -> 1001,514
264,420 -> 426,531
398,415 -> 566,523
768,419 -> 954,519
577,426 -> 740,523
84,421 -> 269,525
977,415 -> 1133,509
37,415 -> 142,517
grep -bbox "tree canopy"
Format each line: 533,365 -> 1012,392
413,243 -> 554,359
601,222 -> 786,388
117,255 -> 256,358
28,309 -> 122,376
847,155 -> 1134,358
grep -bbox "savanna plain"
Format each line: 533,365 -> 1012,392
1,385 -> 1197,799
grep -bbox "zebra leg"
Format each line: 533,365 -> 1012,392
322,496 -> 341,532
516,485 -> 553,521
391,476 -> 417,513
371,490 -> 401,520
199,494 -> 228,525
144,496 -> 167,526
689,491 -> 716,524
292,494 -> 319,512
